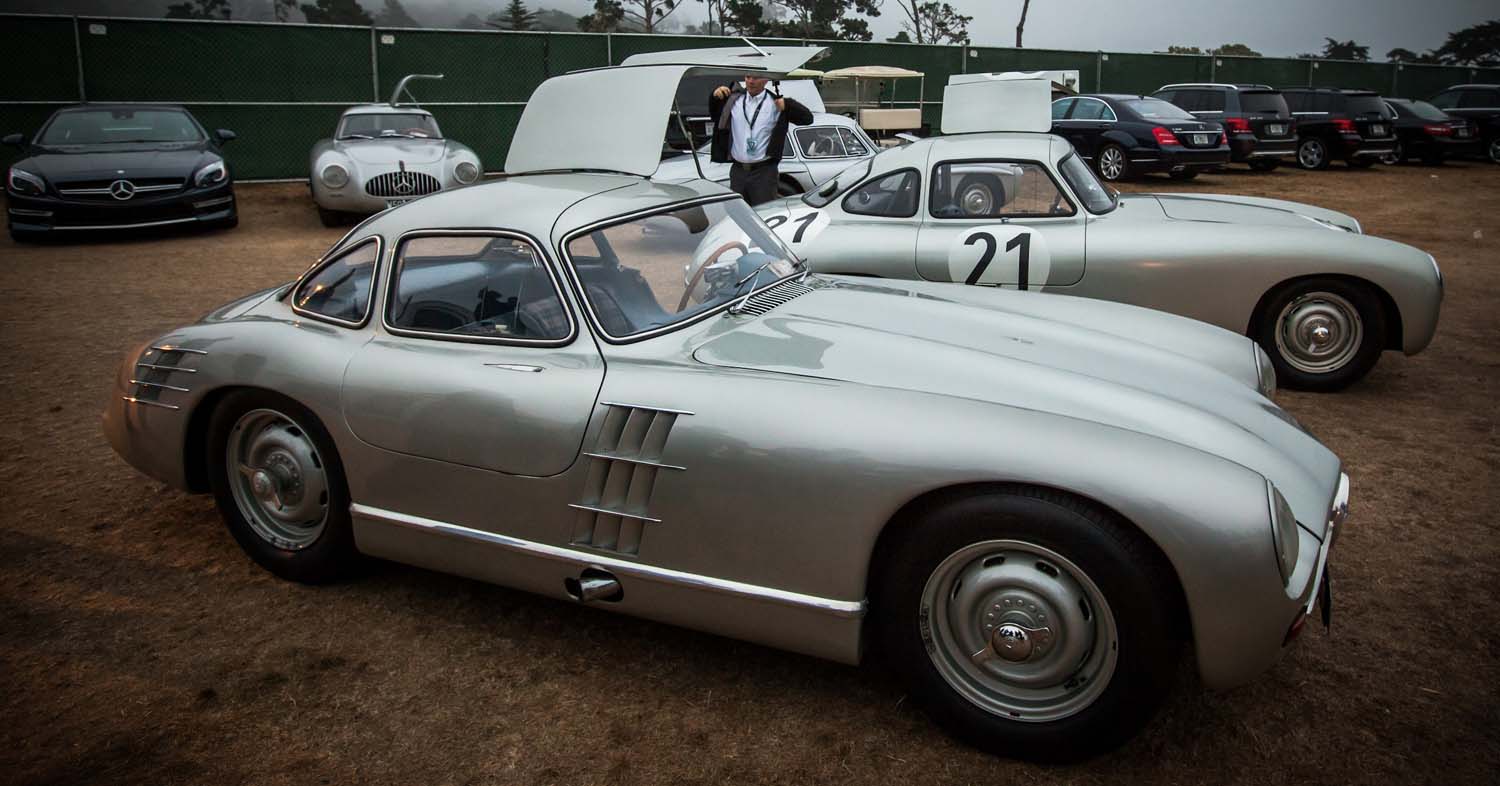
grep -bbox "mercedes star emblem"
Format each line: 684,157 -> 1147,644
108,179 -> 136,200
394,173 -> 414,195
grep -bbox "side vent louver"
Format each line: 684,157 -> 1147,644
122,345 -> 206,411
569,402 -> 690,555
734,278 -> 819,317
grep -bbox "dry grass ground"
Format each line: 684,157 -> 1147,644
1,161 -> 1497,785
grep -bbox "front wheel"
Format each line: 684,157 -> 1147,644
207,389 -> 361,583
1487,137 -> 1500,164
1296,137 -> 1330,170
874,488 -> 1182,762
1256,277 -> 1387,392
955,174 -> 1007,216
1094,144 -> 1129,182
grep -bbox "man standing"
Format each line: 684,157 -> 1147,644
709,73 -> 814,206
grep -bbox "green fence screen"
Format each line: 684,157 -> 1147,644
2,13 -> 1495,179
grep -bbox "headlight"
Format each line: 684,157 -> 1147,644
454,161 -> 479,184
193,159 -> 227,187
1253,343 -> 1277,399
1266,481 -> 1300,586
7,167 -> 44,196
321,163 -> 349,188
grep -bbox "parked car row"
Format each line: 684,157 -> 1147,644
102,52 -> 1442,765
1051,81 -> 1497,181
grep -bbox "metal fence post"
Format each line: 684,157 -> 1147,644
369,27 -> 379,102
72,16 -> 86,101
1308,59 -> 1315,86
1391,63 -> 1399,97
1209,55 -> 1216,82
1095,52 -> 1103,92
606,32 -> 612,66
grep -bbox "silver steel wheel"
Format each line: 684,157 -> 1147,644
960,182 -> 995,216
1380,143 -> 1402,166
1298,138 -> 1325,169
225,408 -> 330,550
1097,147 -> 1125,181
1274,291 -> 1364,375
920,539 -> 1119,723
1489,137 -> 1500,164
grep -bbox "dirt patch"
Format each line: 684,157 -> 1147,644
1,162 -> 1498,785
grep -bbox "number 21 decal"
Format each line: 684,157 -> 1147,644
947,225 -> 1052,290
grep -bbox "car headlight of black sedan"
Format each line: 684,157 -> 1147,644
194,159 -> 228,188
7,166 -> 46,196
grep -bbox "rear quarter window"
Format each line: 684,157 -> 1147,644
1239,92 -> 1288,115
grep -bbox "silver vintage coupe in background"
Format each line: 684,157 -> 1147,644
756,72 -> 1443,391
106,50 -> 1348,762
308,74 -> 483,227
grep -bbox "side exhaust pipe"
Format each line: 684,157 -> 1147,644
565,568 -> 623,603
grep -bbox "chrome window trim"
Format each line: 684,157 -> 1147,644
558,194 -> 802,346
380,228 -> 578,348
928,157 -> 1079,221
289,235 -> 383,329
350,502 -> 868,619
1068,97 -> 1117,122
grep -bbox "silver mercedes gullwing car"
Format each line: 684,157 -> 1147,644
308,74 -> 482,227
105,48 -> 1349,762
757,73 -> 1443,391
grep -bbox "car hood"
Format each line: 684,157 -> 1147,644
19,143 -> 215,182
692,278 -> 1340,536
336,138 -> 448,166
1145,193 -> 1362,232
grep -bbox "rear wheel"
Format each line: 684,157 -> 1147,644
1256,277 -> 1387,392
207,389 -> 361,583
1380,143 -> 1405,166
776,178 -> 803,197
956,174 -> 1007,216
1094,144 -> 1128,182
1296,137 -> 1329,170
1488,137 -> 1500,164
1248,159 -> 1281,171
874,488 -> 1181,762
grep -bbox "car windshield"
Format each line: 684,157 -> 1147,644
1124,98 -> 1197,121
565,198 -> 803,339
1345,96 -> 1392,118
803,159 -> 873,207
1239,91 -> 1289,115
338,112 -> 441,139
1397,100 -> 1449,121
39,108 -> 204,145
1057,153 -> 1116,214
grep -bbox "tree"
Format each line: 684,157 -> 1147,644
577,0 -> 625,31
491,0 -> 537,30
1434,19 -> 1500,66
373,0 -> 417,27
887,30 -> 911,43
166,0 -> 231,18
272,0 -> 297,22
1317,37 -> 1369,61
299,0 -> 372,25
1165,45 -> 1203,55
1386,46 -> 1442,64
894,1 -> 971,45
696,0 -> 733,35
1015,0 -> 1030,47
1212,43 -> 1260,57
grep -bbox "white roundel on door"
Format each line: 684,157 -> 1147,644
763,209 -> 830,248
946,225 -> 1052,290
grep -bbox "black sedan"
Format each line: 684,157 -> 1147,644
4,104 -> 237,241
1050,94 -> 1229,182
1382,98 -> 1482,165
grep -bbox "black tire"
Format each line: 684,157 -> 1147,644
212,213 -> 239,231
1487,136 -> 1500,164
954,174 -> 1007,216
1254,277 -> 1387,392
207,389 -> 361,583
8,227 -> 44,243
1167,169 -> 1199,181
317,206 -> 348,228
776,178 -> 803,197
873,487 -> 1182,763
1248,159 -> 1281,171
1346,157 -> 1375,169
1094,143 -> 1129,182
1296,136 -> 1330,170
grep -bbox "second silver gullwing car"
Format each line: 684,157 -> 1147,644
756,73 -> 1443,391
105,49 -> 1349,763
309,74 -> 483,227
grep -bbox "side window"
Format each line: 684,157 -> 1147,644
1154,90 -> 1178,105
837,127 -> 870,157
1314,93 -> 1337,113
795,126 -> 848,158
1460,89 -> 1500,108
387,234 -> 571,341
842,169 -> 920,218
293,238 -> 379,325
1174,90 -> 1201,111
1429,90 -> 1459,109
930,161 -> 1075,220
1051,98 -> 1075,120
1199,90 -> 1226,112
1071,99 -> 1108,120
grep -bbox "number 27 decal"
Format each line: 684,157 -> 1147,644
947,226 -> 1051,290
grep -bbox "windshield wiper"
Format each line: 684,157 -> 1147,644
339,134 -> 373,140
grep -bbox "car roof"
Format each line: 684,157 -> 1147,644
349,172 -> 731,247
1086,93 -> 1146,101
55,103 -> 190,113
1446,84 -> 1499,89
341,105 -> 435,117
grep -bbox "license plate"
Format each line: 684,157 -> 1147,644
385,198 -> 412,209
1266,124 -> 1285,136
1369,124 -> 1386,136
1457,127 -> 1471,137
1192,133 -> 1210,145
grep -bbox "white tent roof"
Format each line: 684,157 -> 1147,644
822,65 -> 925,79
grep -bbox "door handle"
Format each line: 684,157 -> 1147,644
484,363 -> 543,373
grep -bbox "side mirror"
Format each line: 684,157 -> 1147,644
215,129 -> 237,143
2,133 -> 24,148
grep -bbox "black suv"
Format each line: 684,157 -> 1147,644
1427,84 -> 1500,163
1279,88 -> 1397,170
1151,83 -> 1296,170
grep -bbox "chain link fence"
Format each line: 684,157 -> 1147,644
2,12 -> 1496,179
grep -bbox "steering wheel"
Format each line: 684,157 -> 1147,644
678,240 -> 748,311
808,137 -> 837,157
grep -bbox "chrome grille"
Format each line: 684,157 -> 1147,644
58,177 -> 183,201
734,278 -> 818,317
569,402 -> 689,554
122,344 -> 206,411
363,170 -> 442,198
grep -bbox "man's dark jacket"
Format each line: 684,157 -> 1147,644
708,87 -> 815,165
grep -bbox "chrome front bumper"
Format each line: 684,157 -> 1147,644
1302,472 -> 1350,618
